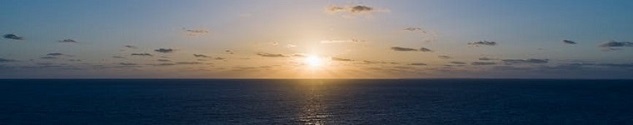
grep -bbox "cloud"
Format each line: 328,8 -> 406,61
597,63 -> 633,68
351,5 -> 373,13
286,44 -> 297,48
18,63 -> 80,70
58,39 -> 78,43
438,55 -> 451,59
124,45 -> 137,49
409,63 -> 427,66
214,57 -> 226,60
176,62 -> 203,65
112,56 -> 125,59
326,4 -> 386,17
502,59 -> 549,64
327,5 -> 374,13
0,58 -> 16,63
478,57 -> 496,61
193,54 -> 210,58
68,59 -> 81,62
149,63 -> 176,66
403,27 -> 422,31
232,66 -> 262,71
225,50 -> 234,54
492,66 -> 530,71
362,60 -> 382,64
40,56 -> 57,60
46,53 -> 64,56
185,29 -> 209,34
154,48 -> 174,53
131,53 -> 153,56
403,27 -> 438,42
419,47 -> 432,52
331,57 -> 353,61
327,6 -> 346,12
450,61 -> 467,65
391,46 -> 418,51
599,40 -> 633,50
256,52 -> 285,57
471,62 -> 497,65
292,53 -> 306,57
183,28 -> 209,36
539,63 -> 588,70
468,41 -> 497,46
119,63 -> 138,66
320,39 -> 364,44
563,40 -> 576,44
157,59 -> 170,62
3,34 -> 23,40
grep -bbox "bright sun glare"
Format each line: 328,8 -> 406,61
305,55 -> 323,68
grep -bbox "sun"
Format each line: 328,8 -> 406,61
304,55 -> 323,68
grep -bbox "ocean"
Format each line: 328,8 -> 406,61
0,79 -> 632,124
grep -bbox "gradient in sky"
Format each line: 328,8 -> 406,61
1,0 -> 633,78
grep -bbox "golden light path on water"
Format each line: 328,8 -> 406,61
297,80 -> 329,125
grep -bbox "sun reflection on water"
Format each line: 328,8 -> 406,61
297,80 -> 330,125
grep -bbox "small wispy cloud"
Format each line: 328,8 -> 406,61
502,58 -> 549,64
149,63 -> 176,66
46,53 -> 64,56
599,40 -> 633,50
326,4 -> 386,18
119,63 -> 138,66
68,59 -> 81,62
182,28 -> 209,36
185,29 -> 208,34
320,39 -> 364,44
409,63 -> 427,66
438,55 -> 451,59
563,40 -> 576,44
403,27 -> 422,31
154,48 -> 174,53
40,56 -> 57,60
471,62 -> 497,66
157,59 -> 171,62
225,50 -> 234,54
450,61 -> 467,65
58,39 -> 78,43
391,47 -> 418,52
176,62 -> 203,65
597,63 -> 633,68
193,54 -> 210,58
478,57 -> 496,61
286,44 -> 297,48
419,47 -> 432,52
3,34 -> 24,40
331,57 -> 353,61
292,53 -> 306,57
131,53 -> 153,56
362,60 -> 382,64
256,52 -> 285,57
468,40 -> 497,46
403,27 -> 438,42
124,45 -> 138,49
350,5 -> 373,13
327,5 -> 374,14
0,58 -> 16,63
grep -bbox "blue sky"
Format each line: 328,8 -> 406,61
1,0 -> 633,78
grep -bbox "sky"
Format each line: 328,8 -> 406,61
1,0 -> 633,79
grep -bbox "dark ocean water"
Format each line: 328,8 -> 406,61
0,79 -> 632,125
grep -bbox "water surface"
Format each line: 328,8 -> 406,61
0,79 -> 632,124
